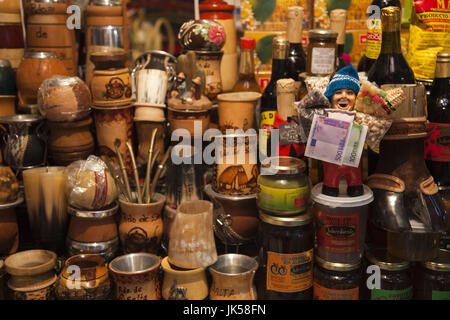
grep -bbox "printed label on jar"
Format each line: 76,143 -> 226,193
370,287 -> 413,300
425,122 -> 450,162
258,184 -> 308,213
266,250 -> 313,293
315,209 -> 359,254
365,18 -> 382,60
432,290 -> 450,300
313,282 -> 359,300
310,47 -> 335,75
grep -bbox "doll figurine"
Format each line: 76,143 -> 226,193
322,64 -> 363,197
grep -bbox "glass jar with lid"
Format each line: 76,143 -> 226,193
256,210 -> 314,300
362,247 -> 412,300
313,255 -> 361,300
257,156 -> 309,216
306,29 -> 338,76
414,249 -> 450,300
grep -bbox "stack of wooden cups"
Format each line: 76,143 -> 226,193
24,0 -> 78,76
0,0 -> 25,70
37,75 -> 94,165
90,51 -> 134,175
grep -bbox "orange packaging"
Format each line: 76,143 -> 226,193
313,282 -> 359,300
266,249 -> 314,293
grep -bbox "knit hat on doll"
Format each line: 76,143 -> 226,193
324,64 -> 361,101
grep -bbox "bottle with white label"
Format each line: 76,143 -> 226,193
306,29 -> 338,76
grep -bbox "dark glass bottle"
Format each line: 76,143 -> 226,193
357,0 -> 401,73
367,6 -> 415,85
425,51 -> 450,187
259,36 -> 289,157
286,6 -> 306,100
232,37 -> 261,93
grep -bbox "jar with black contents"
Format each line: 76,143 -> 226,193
256,210 -> 314,300
306,29 -> 338,76
313,255 -> 361,300
362,247 -> 412,300
414,249 -> 450,300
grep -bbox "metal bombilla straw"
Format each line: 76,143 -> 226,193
126,142 -> 142,204
114,139 -> 133,202
144,128 -> 158,204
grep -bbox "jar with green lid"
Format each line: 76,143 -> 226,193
307,29 -> 338,76
414,249 -> 450,300
256,210 -> 314,300
362,247 -> 412,300
313,255 -> 361,300
257,156 -> 309,216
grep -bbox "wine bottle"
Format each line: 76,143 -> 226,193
425,51 -> 450,187
259,36 -> 289,157
367,6 -> 415,85
330,9 -> 348,71
286,6 -> 306,100
357,0 -> 401,73
232,37 -> 261,93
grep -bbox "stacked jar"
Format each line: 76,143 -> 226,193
310,181 -> 374,300
256,156 -> 314,300
0,0 -> 25,70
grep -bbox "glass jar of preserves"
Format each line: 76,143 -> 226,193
256,210 -> 314,300
313,256 -> 361,300
362,247 -> 412,300
306,29 -> 338,76
414,249 -> 450,300
257,156 -> 309,216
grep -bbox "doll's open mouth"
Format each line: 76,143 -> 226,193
337,99 -> 351,109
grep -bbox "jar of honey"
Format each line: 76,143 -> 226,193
362,247 -> 412,300
306,29 -> 338,76
414,249 -> 450,300
313,255 -> 361,300
256,210 -> 314,300
257,156 -> 309,216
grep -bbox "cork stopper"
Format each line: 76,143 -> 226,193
277,79 -> 296,120
287,6 -> 304,44
330,9 -> 347,45
435,51 -> 450,78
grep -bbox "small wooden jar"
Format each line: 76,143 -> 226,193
90,51 -> 132,107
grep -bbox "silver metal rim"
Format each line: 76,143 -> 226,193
0,114 -> 43,123
204,184 -> 257,201
67,202 -> 119,218
0,196 -> 24,210
23,52 -> 58,59
0,59 -> 11,68
66,237 -> 119,252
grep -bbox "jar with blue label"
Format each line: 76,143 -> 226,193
257,156 -> 309,216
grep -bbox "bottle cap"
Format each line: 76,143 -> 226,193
437,51 -> 450,62
240,37 -> 255,50
272,36 -> 289,59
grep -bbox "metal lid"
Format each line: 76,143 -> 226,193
315,255 -> 361,272
67,202 -> 119,218
258,210 -> 312,227
365,247 -> 410,271
261,156 -> 306,175
23,52 -> 58,59
423,249 -> 450,272
308,29 -> 338,39
44,76 -> 81,87
34,0 -> 67,3
90,0 -> 122,6
0,114 -> 43,123
0,196 -> 24,210
0,60 -> 11,68
437,51 -> 450,62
